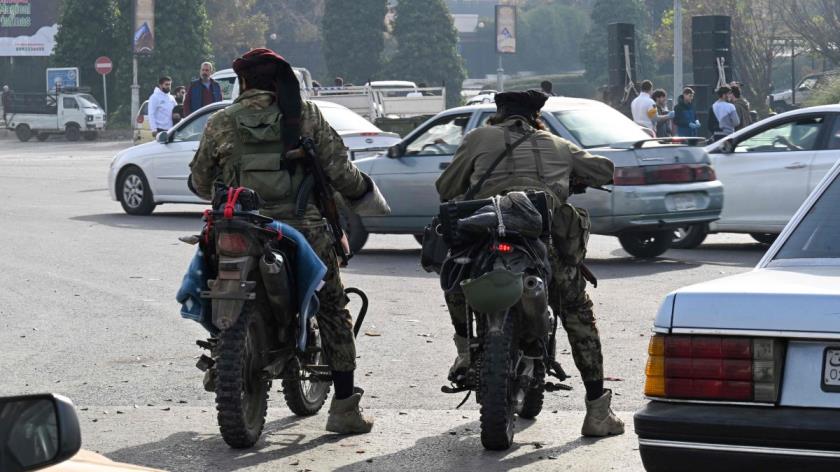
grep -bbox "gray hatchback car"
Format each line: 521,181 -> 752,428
347,97 -> 723,258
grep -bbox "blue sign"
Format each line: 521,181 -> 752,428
46,67 -> 79,93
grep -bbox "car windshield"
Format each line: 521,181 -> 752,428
318,105 -> 379,133
77,94 -> 100,109
551,108 -> 649,148
215,77 -> 236,100
775,173 -> 840,260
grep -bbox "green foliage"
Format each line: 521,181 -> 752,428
579,0 -> 654,81
323,0 -> 387,84
504,73 -> 597,99
516,3 -> 589,73
805,75 -> 840,107
385,0 -> 466,106
207,0 -> 268,67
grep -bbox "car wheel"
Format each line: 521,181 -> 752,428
671,224 -> 709,249
83,131 -> 97,141
118,167 -> 156,215
15,124 -> 32,142
340,208 -> 369,253
65,125 -> 81,142
618,231 -> 673,258
35,132 -> 49,142
750,233 -> 777,245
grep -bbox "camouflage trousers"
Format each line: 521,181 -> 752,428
291,220 -> 357,372
444,248 -> 603,383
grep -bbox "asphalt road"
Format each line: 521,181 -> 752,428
0,140 -> 769,471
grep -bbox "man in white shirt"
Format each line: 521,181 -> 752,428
630,80 -> 657,131
148,76 -> 176,136
711,85 -> 740,141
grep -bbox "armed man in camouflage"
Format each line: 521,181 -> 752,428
436,90 -> 624,437
189,48 -> 388,434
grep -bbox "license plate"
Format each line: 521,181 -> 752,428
670,194 -> 700,211
822,348 -> 840,392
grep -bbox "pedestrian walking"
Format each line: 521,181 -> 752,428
630,80 -> 656,132
182,62 -> 223,117
673,87 -> 701,137
1,85 -> 11,123
148,76 -> 176,136
710,85 -> 739,142
731,85 -> 753,130
651,89 -> 674,137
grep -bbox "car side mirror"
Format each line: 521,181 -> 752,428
0,394 -> 82,472
720,139 -> 735,154
156,131 -> 169,143
387,143 -> 405,159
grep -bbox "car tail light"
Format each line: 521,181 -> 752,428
613,165 -> 717,186
360,132 -> 380,136
492,243 -> 514,253
217,232 -> 251,255
645,334 -> 784,402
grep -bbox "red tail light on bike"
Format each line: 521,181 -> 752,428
644,334 -> 783,403
613,165 -> 716,186
492,243 -> 514,253
218,232 -> 251,255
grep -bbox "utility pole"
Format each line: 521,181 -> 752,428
131,55 -> 139,127
497,55 -> 504,92
673,0 -> 683,97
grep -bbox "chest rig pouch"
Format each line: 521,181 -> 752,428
227,105 -> 301,205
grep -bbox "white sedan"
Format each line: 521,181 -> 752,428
674,105 -> 840,248
636,159 -> 840,470
108,100 -> 400,215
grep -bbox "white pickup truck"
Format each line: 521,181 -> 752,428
313,81 -> 446,120
5,91 -> 106,142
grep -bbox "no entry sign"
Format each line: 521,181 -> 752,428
95,56 -> 113,76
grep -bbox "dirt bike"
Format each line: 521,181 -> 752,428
438,191 -> 570,451
193,186 -> 367,449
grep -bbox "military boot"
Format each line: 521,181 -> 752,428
325,387 -> 374,434
581,389 -> 625,437
448,334 -> 470,383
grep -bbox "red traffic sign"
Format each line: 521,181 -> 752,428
95,56 -> 113,76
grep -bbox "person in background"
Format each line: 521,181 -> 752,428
710,85 -> 739,142
172,85 -> 186,125
1,85 -> 10,123
148,76 -> 176,136
650,89 -> 675,137
673,87 -> 701,137
731,85 -> 753,130
541,80 -> 555,96
183,62 -> 223,117
334,77 -> 344,87
630,80 -> 656,132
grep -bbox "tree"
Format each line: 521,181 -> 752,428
52,0 -> 125,112
780,1 -> 840,64
255,0 -> 327,77
385,0 -> 466,106
579,0 -> 653,81
322,0 -> 387,84
207,0 -> 268,67
517,3 -> 589,73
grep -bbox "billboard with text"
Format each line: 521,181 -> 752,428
0,0 -> 59,56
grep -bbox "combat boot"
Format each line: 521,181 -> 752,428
326,387 -> 374,434
448,334 -> 470,383
581,389 -> 625,437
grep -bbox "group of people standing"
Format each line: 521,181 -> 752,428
631,79 -> 753,140
147,62 -> 223,136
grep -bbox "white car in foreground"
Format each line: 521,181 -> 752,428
635,159 -> 840,471
674,105 -> 840,248
108,100 -> 400,215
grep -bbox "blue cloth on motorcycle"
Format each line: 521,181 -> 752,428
265,221 -> 328,351
175,248 -> 217,335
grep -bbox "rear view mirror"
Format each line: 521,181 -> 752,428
156,131 -> 169,143
387,143 -> 405,159
0,394 -> 82,472
720,139 -> 735,153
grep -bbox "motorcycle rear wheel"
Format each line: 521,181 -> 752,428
518,360 -> 545,419
479,313 -> 519,450
215,306 -> 271,449
283,324 -> 330,416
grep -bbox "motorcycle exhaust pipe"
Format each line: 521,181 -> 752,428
259,251 -> 294,316
520,275 -> 550,340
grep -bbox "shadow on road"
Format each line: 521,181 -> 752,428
71,212 -> 204,232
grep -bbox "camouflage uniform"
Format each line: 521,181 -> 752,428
436,116 -> 614,383
190,89 -> 367,372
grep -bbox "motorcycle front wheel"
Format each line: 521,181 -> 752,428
283,321 -> 331,416
215,306 -> 271,449
479,312 -> 520,450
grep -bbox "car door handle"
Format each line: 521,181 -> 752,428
439,162 -> 450,170
785,162 -> 807,170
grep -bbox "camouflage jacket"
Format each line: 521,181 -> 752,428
189,89 -> 368,220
